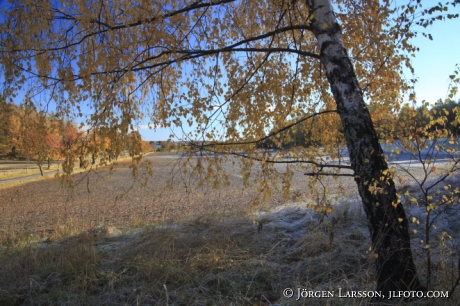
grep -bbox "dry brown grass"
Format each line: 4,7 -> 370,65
0,154 -> 295,245
0,166 -> 60,180
0,155 -> 459,305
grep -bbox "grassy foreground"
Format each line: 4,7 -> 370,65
0,205 -> 374,306
0,156 -> 459,305
1,204 -> 458,305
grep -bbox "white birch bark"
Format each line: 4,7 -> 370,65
305,0 -> 423,293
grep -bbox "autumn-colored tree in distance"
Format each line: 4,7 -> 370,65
1,0 -> 459,295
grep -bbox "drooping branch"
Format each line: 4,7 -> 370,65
7,37 -> 320,85
128,44 -> 319,73
89,0 -> 237,31
16,0 -> 237,53
304,172 -> 354,177
228,152 -> 352,169
186,142 -> 352,170
189,138 -> 353,170
10,6 -> 319,61
198,109 -> 337,147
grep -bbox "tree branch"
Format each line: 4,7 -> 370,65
186,143 -> 352,169
37,0 -> 237,52
90,0 -> 236,31
199,109 -> 337,147
304,172 -> 354,177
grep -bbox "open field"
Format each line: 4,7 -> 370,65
0,154 -> 133,184
0,154 -> 459,305
0,153 -> 359,241
0,161 -> 61,181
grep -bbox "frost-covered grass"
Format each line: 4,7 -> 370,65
0,156 -> 459,305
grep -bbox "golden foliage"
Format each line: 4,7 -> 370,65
0,0 -> 457,191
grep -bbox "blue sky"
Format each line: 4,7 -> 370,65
2,0 -> 458,141
406,14 -> 460,104
139,7 -> 460,141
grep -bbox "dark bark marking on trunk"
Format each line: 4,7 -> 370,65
305,0 -> 423,295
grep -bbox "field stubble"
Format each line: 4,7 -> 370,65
0,154 -> 459,305
0,154 -> 358,242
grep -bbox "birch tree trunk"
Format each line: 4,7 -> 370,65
306,0 -> 423,294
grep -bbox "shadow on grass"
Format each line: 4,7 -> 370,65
0,202 -> 458,305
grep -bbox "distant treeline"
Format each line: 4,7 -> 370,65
256,99 -> 460,149
395,99 -> 460,138
0,98 -> 151,174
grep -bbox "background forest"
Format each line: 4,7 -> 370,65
1,0 -> 460,304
